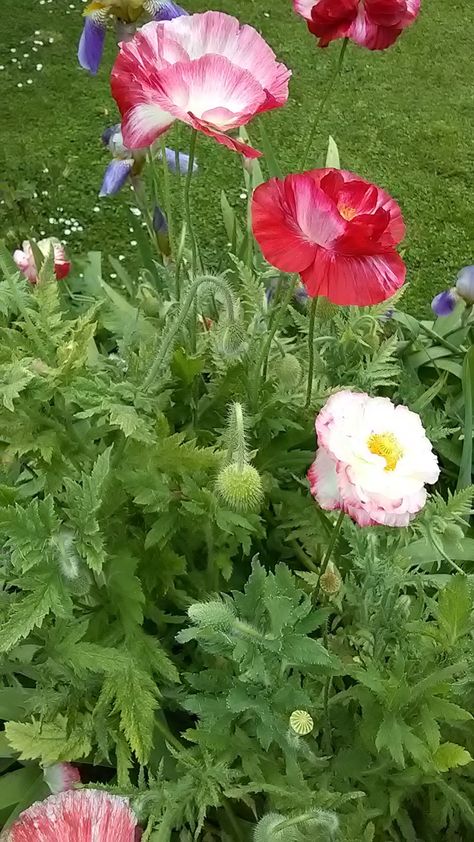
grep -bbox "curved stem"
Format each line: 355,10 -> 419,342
300,37 -> 349,170
142,275 -> 235,391
305,298 -> 318,407
232,402 -> 246,470
250,275 -> 298,407
184,128 -> 199,277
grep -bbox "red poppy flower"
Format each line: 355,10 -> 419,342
3,789 -> 139,842
251,168 -> 406,306
293,0 -> 420,50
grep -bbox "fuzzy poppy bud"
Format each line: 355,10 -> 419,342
275,354 -> 302,388
319,562 -> 342,595
216,463 -> 263,512
188,600 -> 235,632
254,814 -> 296,842
215,322 -> 247,359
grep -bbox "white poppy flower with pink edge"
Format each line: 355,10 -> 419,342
111,11 -> 291,158
2,789 -> 141,842
308,390 -> 439,527
13,238 -> 71,284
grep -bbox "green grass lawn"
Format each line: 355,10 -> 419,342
1,0 -> 473,313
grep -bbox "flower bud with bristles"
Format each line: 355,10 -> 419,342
215,321 -> 247,359
216,463 -> 263,513
254,814 -> 298,842
320,562 -> 342,595
275,354 -> 302,388
188,600 -> 235,632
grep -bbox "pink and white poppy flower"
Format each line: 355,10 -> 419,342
308,391 -> 439,527
13,238 -> 71,285
111,11 -> 291,158
293,0 -> 420,51
2,789 -> 140,842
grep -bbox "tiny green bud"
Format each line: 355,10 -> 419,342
320,562 -> 342,595
188,600 -> 235,632
275,354 -> 302,388
216,463 -> 263,513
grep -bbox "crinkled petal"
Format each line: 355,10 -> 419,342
78,16 -> 106,74
301,247 -> 406,305
431,289 -> 458,317
99,158 -> 134,196
5,789 -> 138,842
308,448 -> 342,511
456,266 -> 474,304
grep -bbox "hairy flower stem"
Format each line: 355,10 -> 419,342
300,37 -> 349,170
142,275 -> 235,391
184,128 -> 199,276
250,275 -> 298,407
305,298 -> 318,407
228,402 -> 246,469
159,136 -> 175,257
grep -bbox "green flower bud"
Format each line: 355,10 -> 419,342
188,600 -> 235,632
316,296 -> 338,320
275,354 -> 302,388
254,814 -> 298,842
320,562 -> 342,595
215,322 -> 247,359
216,463 -> 263,512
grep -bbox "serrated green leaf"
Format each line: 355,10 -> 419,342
282,634 -> 332,666
375,714 -> 405,766
433,742 -> 473,772
437,575 -> 472,645
5,715 -> 92,763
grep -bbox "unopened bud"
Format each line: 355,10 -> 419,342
316,296 -> 338,320
254,814 -> 294,842
456,265 -> 474,304
188,600 -> 235,632
216,463 -> 263,513
275,354 -> 302,388
215,322 -> 247,359
319,562 -> 342,595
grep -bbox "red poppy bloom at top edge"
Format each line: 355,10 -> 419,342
293,0 -> 420,49
251,168 -> 406,306
111,11 -> 291,158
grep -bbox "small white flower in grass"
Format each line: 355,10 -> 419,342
0,66 -> 5,71
36,63 -> 43,70
130,207 -> 141,216
93,206 -> 100,212
119,255 -> 125,261
49,37 -> 54,43
239,192 -> 247,199
27,79 -> 33,84
23,53 -> 30,58
17,82 -> 23,88
32,46 -> 38,52
290,710 -> 314,735
35,30 -> 41,35
48,218 -> 56,224
110,273 -> 117,279
130,240 -> 137,246
64,229 -> 71,236
10,48 -> 16,53
12,58 -> 18,63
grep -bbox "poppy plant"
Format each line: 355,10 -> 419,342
78,0 -> 186,75
293,0 -> 420,50
252,168 -> 406,306
13,238 -> 71,284
2,789 -> 140,842
308,390 -> 439,527
111,11 -> 291,158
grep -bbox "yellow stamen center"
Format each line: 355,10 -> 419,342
367,432 -> 403,472
338,203 -> 357,221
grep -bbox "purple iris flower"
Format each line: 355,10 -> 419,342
159,147 -> 197,175
153,205 -> 168,235
151,0 -> 188,20
100,159 -> 135,197
456,265 -> 474,304
431,289 -> 458,317
78,15 -> 107,75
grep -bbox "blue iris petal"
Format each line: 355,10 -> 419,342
78,16 -> 106,75
99,159 -> 133,197
153,205 -> 168,235
154,1 -> 188,21
162,147 -> 197,175
431,289 -> 458,317
101,125 -> 120,147
456,265 -> 474,304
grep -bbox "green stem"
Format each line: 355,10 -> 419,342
250,275 -> 298,406
159,136 -> 175,258
184,129 -> 199,277
300,38 -> 349,170
154,714 -> 184,753
222,799 -> 244,842
142,275 -> 235,391
316,509 -> 345,597
305,298 -> 318,407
